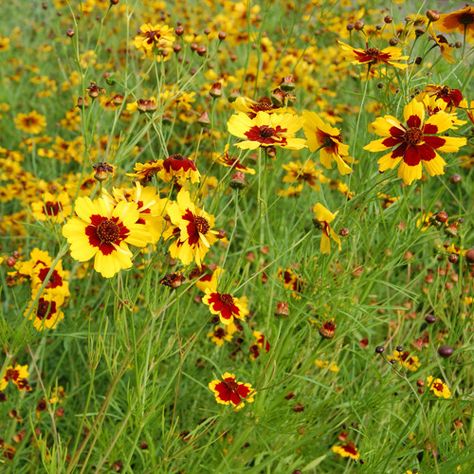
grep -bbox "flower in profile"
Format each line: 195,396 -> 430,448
14,111 -> 47,134
208,372 -> 255,410
302,112 -> 352,175
202,289 -> 249,325
231,95 -> 282,118
128,160 -> 163,184
227,111 -> 306,150
213,144 -> 256,174
331,442 -> 360,460
338,41 -> 408,70
0,364 -> 31,392
436,6 -> 474,40
249,331 -> 270,360
364,98 -> 466,185
193,265 -> 224,292
62,196 -> 151,278
418,84 -> 463,111
388,350 -> 420,372
25,295 -> 65,331
420,95 -> 466,129
31,191 -> 72,223
427,376 -> 451,399
312,203 -> 341,254
133,23 -> 175,61
159,154 -> 200,185
165,189 -> 219,267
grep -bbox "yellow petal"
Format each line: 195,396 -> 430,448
398,162 -> 422,185
423,154 -> 446,176
403,99 -> 424,124
313,203 -> 336,223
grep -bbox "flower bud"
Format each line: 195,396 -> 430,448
426,10 -> 440,22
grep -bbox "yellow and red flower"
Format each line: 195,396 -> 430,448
338,41 -> 408,70
0,364 -> 31,392
62,197 -> 151,278
25,295 -> 65,331
128,160 -> 163,184
249,331 -> 270,360
202,289 -> 249,325
427,376 -> 451,399
31,191 -> 72,223
133,23 -> 175,61
437,6 -> 474,41
388,350 -> 420,372
303,112 -> 352,175
208,372 -> 255,410
207,321 -> 239,346
364,98 -> 466,185
331,442 -> 360,460
14,111 -> 47,134
165,189 -> 219,267
159,154 -> 200,185
213,144 -> 256,174
312,203 -> 341,254
282,160 -> 328,190
227,111 -> 306,150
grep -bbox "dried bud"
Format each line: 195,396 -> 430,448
160,272 -> 185,289
435,210 -> 448,223
426,10 -> 440,22
389,37 -> 399,46
218,31 -> 226,40
197,111 -> 210,125
354,20 -> 364,31
448,254 -> 459,264
275,301 -> 289,317
110,0 -> 119,5
466,248 -> 474,264
384,15 -> 393,24
228,89 -> 240,103
339,227 -> 349,237
66,28 -> 75,37
76,96 -> 89,109
375,345 -> 384,354
319,320 -> 336,339
137,99 -> 157,113
230,171 -> 247,189
280,75 -> 295,91
93,162 -> 114,182
209,82 -> 222,98
175,25 -> 184,36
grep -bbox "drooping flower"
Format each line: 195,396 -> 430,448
213,144 -> 256,174
249,331 -> 270,360
202,289 -> 249,325
62,196 -> 151,278
302,111 -> 352,175
208,372 -> 255,410
331,442 -> 360,460
133,23 -> 175,61
338,41 -> 408,70
231,96 -> 282,118
127,160 -> 163,184
14,111 -> 47,134
417,84 -> 463,111
364,98 -> 466,185
436,6 -> 474,40
227,111 -> 306,150
165,189 -> 219,267
312,203 -> 341,254
427,376 -> 451,399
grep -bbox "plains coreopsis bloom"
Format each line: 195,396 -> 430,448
302,111 -> 352,175
202,289 -> 249,325
25,296 -> 65,331
165,189 -> 219,266
331,442 -> 360,460
227,111 -> 306,150
159,154 -> 200,185
133,23 -> 175,60
427,376 -> 451,399
31,191 -> 71,223
213,144 -> 256,174
364,99 -> 466,185
14,111 -> 47,134
437,6 -> 474,40
388,350 -> 420,372
0,364 -> 31,392
312,203 -> 341,254
338,41 -> 408,69
128,160 -> 163,184
208,373 -> 255,410
62,197 -> 151,278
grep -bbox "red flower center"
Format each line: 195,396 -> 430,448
43,201 -> 62,216
194,216 -> 210,235
96,219 -> 120,244
36,299 -> 56,320
144,30 -> 161,44
459,12 -> 474,25
222,378 -> 240,392
245,125 -> 288,145
37,267 -> 63,289
404,127 -> 422,145
433,382 -> 444,392
5,368 -> 19,381
220,293 -> 234,305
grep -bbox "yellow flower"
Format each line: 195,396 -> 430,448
302,111 -> 352,175
227,111 -> 306,150
202,289 -> 249,325
62,197 -> 151,278
208,373 -> 255,410
331,442 -> 360,460
338,40 -> 408,69
427,376 -> 451,399
14,111 -> 47,134
31,191 -> 72,223
0,364 -> 31,392
133,23 -> 175,61
312,203 -> 341,254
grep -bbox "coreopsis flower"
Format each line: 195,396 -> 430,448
227,111 -> 306,150
437,6 -> 474,40
417,84 -> 463,111
302,112 -> 352,175
430,34 -> 456,63
249,331 -> 270,360
62,196 -> 152,278
158,154 -> 200,185
377,192 -> 399,209
213,144 -> 256,174
128,160 -> 163,184
208,373 -> 255,410
277,267 -> 304,297
232,96 -> 282,118
277,184 -> 304,197
282,160 -> 328,190
202,289 -> 249,325
338,41 -> 408,70
315,359 -> 340,373
363,98 -> 467,185
0,364 -> 31,392
312,203 -> 341,254
133,23 -> 175,61
25,295 -> 65,331
427,376 -> 451,399
165,189 -> 219,267
14,111 -> 47,134
420,95 -> 466,129
387,350 -> 420,372
207,321 -> 239,346
105,182 -> 169,244
331,442 -> 360,460
31,191 -> 72,223
193,265 -> 224,292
